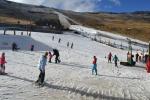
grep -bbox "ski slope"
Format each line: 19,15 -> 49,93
0,30 -> 150,100
70,25 -> 149,51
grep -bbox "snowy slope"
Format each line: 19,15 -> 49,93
0,30 -> 150,100
70,25 -> 149,51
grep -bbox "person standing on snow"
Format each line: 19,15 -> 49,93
135,53 -> 139,62
12,42 -> 17,51
67,42 -> 69,47
36,52 -> 48,85
52,36 -> 54,41
53,49 -> 60,63
58,38 -> 61,43
0,52 -> 7,74
48,51 -> 52,63
113,55 -> 119,67
71,42 -> 74,49
108,52 -> 112,63
92,56 -> 97,75
30,45 -> 34,51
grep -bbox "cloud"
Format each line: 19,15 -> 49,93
43,0 -> 97,12
7,0 -> 121,12
8,0 -> 98,12
8,0 -> 44,5
109,0 -> 121,6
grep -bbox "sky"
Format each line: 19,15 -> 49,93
7,0 -> 150,12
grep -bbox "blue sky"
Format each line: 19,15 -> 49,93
98,0 -> 150,12
8,0 -> 150,12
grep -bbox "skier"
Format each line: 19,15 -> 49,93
29,33 -> 31,37
48,51 -> 52,63
0,52 -> 7,75
21,32 -> 23,35
58,38 -> 61,43
113,55 -> 119,67
53,49 -> 60,63
30,45 -> 34,51
52,36 -> 54,41
135,53 -> 139,62
145,54 -> 148,63
12,42 -> 17,51
67,42 -> 69,47
127,51 -> 130,62
92,56 -> 97,75
71,42 -> 73,49
108,52 -> 112,63
35,52 -> 48,86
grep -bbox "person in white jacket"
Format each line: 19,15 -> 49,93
36,52 -> 48,85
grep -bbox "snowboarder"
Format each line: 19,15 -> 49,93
0,52 -> 7,75
92,56 -> 97,75
53,49 -> 60,63
36,52 -> 48,86
108,52 -> 112,63
30,45 -> 34,51
135,53 -> 139,62
48,51 -> 52,63
113,55 -> 119,67
71,42 -> 74,49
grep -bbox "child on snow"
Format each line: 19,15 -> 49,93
48,51 -> 52,63
92,56 -> 97,75
0,52 -> 7,74
113,55 -> 119,67
108,52 -> 112,63
53,49 -> 60,63
36,52 -> 48,85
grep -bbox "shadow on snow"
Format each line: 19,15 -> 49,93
5,74 -> 134,100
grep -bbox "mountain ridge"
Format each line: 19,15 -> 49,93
0,0 -> 150,42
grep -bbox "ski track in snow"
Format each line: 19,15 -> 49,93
0,30 -> 150,100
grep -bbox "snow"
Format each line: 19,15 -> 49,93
54,11 -> 71,29
0,29 -> 150,100
70,25 -> 149,52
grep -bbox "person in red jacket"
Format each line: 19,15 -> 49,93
108,52 -> 112,63
0,52 -> 7,74
92,56 -> 97,75
146,56 -> 150,73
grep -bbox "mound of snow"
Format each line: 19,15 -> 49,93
0,31 -> 52,51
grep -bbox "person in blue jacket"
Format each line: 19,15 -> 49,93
113,55 -> 119,67
36,52 -> 48,85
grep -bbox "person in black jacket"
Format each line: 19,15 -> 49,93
53,49 -> 60,63
12,42 -> 18,51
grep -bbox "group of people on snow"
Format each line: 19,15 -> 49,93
135,51 -> 149,63
52,36 -> 74,49
11,42 -> 35,51
107,52 -> 119,67
35,49 -> 60,86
